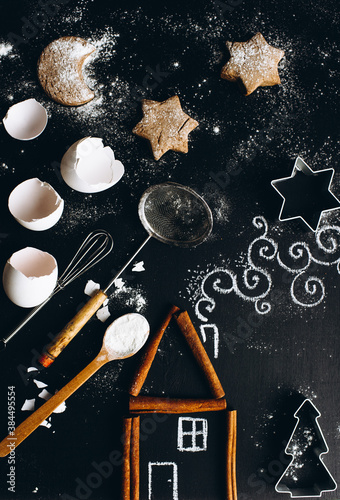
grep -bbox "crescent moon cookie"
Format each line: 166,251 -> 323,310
133,95 -> 199,160
37,36 -> 96,106
221,32 -> 285,96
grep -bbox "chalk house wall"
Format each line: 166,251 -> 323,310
139,411 -> 228,500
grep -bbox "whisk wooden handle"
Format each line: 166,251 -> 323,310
39,290 -> 108,367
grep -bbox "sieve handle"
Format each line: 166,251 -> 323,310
103,235 -> 151,293
38,290 -> 108,367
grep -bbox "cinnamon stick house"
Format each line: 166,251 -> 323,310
121,306 -> 237,500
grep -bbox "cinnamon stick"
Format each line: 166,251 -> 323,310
121,418 -> 132,500
226,410 -> 237,500
174,310 -> 225,399
131,417 -> 140,500
129,396 -> 226,414
130,305 -> 180,396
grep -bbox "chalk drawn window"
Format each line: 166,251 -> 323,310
177,417 -> 208,452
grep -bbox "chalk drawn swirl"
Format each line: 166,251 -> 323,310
290,273 -> 325,307
196,216 -> 277,320
194,216 -> 340,320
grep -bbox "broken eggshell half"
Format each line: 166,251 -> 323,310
60,137 -> 124,193
3,98 -> 48,140
8,178 -> 64,231
3,247 -> 58,308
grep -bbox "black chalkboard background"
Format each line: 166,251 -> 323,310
0,0 -> 339,499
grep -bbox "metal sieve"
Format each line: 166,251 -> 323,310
138,182 -> 213,247
103,182 -> 213,293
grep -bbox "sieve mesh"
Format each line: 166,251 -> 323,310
138,182 -> 213,247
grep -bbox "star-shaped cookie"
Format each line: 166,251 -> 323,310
133,95 -> 199,160
271,157 -> 340,231
221,32 -> 285,96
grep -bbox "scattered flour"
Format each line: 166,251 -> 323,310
108,281 -> 147,313
336,424 -> 340,439
0,43 -> 13,58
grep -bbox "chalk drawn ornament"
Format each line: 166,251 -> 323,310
195,216 -> 340,322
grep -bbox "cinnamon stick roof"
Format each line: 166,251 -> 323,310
129,306 -> 225,400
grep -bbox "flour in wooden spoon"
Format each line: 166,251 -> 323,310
103,313 -> 149,358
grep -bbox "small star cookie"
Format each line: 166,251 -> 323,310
221,32 -> 285,96
133,95 -> 198,160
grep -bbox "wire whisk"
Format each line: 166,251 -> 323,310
1,229 -> 113,350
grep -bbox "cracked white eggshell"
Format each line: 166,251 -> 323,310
60,136 -> 124,193
3,99 -> 48,140
3,247 -> 58,308
8,178 -> 64,231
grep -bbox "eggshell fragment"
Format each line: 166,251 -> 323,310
53,401 -> 67,414
3,247 -> 58,308
3,98 -> 48,140
8,178 -> 64,231
96,305 -> 111,323
132,261 -> 145,272
21,399 -> 36,411
40,419 -> 52,428
27,367 -> 39,372
60,137 -> 124,193
84,279 -> 100,297
33,379 -> 48,389
38,389 -> 52,400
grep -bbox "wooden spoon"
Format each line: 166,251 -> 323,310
0,313 -> 149,457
